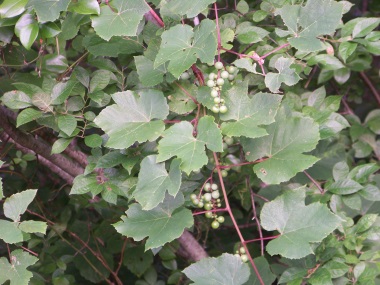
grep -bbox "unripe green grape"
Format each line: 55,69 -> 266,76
209,72 -> 216,80
212,106 -> 220,113
203,193 -> 212,202
207,79 -> 215,87
198,201 -> 204,208
217,203 -> 222,207
211,220 -> 220,229
180,72 -> 190,80
204,183 -> 211,192
228,74 -> 235,81
217,216 -> 225,223
240,254 -> 248,263
214,61 -> 223,69
216,78 -> 225,86
224,137 -> 234,145
211,183 -> 218,190
214,97 -> 221,104
221,70 -> 229,79
239,247 -> 246,254
211,89 -> 218,97
204,203 -> 212,210
220,98 -> 225,103
216,199 -> 221,203
211,190 -> 220,199
190,193 -> 197,200
192,198 -> 199,205
205,211 -> 213,218
227,66 -> 236,74
221,170 -> 228,177
219,105 -> 228,113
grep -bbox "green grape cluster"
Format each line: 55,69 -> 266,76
207,62 -> 236,114
234,247 -> 248,263
190,183 -> 224,229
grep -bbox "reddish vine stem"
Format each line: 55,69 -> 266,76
174,82 -> 199,104
303,171 -> 324,194
245,235 -> 280,244
214,3 -> 222,62
212,152 -> 265,285
219,158 -> 267,169
246,177 -> 265,256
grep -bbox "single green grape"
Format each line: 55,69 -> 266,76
203,193 -> 212,202
214,97 -> 221,104
219,105 -> 228,113
239,247 -> 246,254
209,72 -> 216,80
215,61 -> 223,69
240,254 -> 248,263
211,183 -> 218,190
212,106 -> 220,113
205,211 -> 213,218
211,220 -> 220,229
207,79 -> 215,87
211,89 -> 218,97
221,170 -> 228,177
216,78 -> 225,86
221,70 -> 229,79
192,198 -> 199,205
180,72 -> 190,80
217,216 -> 225,223
198,201 -> 204,208
204,203 -> 212,210
204,183 -> 211,191
228,74 -> 235,81
211,190 -> 220,199
190,193 -> 197,200
227,66 -> 236,74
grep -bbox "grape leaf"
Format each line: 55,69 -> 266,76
219,81 -> 282,138
0,250 -> 38,285
154,19 -> 217,78
134,155 -> 182,210
168,82 -> 198,114
183,253 -> 250,285
18,220 -> 47,234
135,55 -> 166,87
244,256 -> 277,285
94,90 -> 169,149
241,106 -> 320,184
113,194 -> 193,250
160,0 -> 216,18
4,189 -> 37,222
157,115 -> 223,174
91,0 -> 150,41
265,57 -> 301,93
0,220 -> 23,244
260,188 -> 341,259
276,0 -> 343,51
27,0 -> 70,22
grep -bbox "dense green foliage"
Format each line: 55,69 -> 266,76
0,0 -> 380,284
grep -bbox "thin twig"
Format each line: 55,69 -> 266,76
359,71 -> 380,106
247,178 -> 265,256
303,171 -> 324,194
